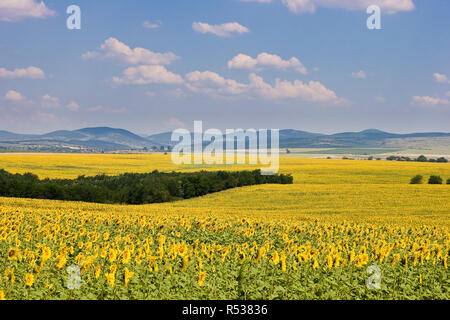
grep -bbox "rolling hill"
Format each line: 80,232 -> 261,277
0,127 -> 449,152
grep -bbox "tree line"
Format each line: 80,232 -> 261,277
387,155 -> 448,163
410,175 -> 450,185
0,169 -> 293,205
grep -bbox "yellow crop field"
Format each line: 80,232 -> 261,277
0,154 -> 449,300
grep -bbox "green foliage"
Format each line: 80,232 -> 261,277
388,155 -> 448,163
428,176 -> 443,185
416,155 -> 428,162
0,169 -> 293,205
410,175 -> 423,184
387,156 -> 411,161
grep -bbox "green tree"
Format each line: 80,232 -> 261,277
416,155 -> 428,162
410,175 -> 423,184
428,176 -> 443,184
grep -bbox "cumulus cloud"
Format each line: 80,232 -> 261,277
0,66 -> 45,79
112,65 -> 184,85
282,0 -> 415,14
192,22 -> 250,37
66,101 -> 80,111
351,70 -> 367,79
433,73 -> 450,84
0,0 -> 56,22
40,94 -> 59,108
248,73 -> 345,103
228,53 -> 308,74
185,71 -> 248,96
184,70 -> 344,103
143,20 -> 162,29
4,90 -> 26,102
412,96 -> 450,107
82,38 -> 178,66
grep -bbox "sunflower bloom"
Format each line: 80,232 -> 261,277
95,265 -> 102,279
109,249 -> 117,263
280,251 -> 287,272
312,258 -> 319,269
181,255 -> 189,272
198,271 -> 206,287
7,248 -> 20,261
25,273 -> 34,287
56,254 -> 67,269
105,273 -> 115,287
41,246 -> 51,262
0,290 -> 5,301
327,255 -> 333,269
10,269 -> 15,285
124,267 -> 134,287
122,248 -> 131,264
271,251 -> 280,265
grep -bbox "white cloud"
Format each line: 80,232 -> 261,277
113,65 -> 184,85
80,51 -> 100,60
41,94 -> 59,108
0,66 -> 45,79
184,70 -> 344,103
66,101 -> 80,111
228,53 -> 308,74
248,73 -> 345,103
433,73 -> 450,84
143,20 -> 162,29
82,38 -> 178,66
88,105 -> 105,112
412,96 -> 450,107
4,90 -> 26,102
192,22 -> 250,37
375,96 -> 385,103
0,0 -> 56,22
351,70 -> 367,79
185,71 -> 248,96
282,0 -> 415,14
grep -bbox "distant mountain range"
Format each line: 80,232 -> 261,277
1,127 -> 450,152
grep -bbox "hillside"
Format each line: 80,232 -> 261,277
1,127 -> 450,152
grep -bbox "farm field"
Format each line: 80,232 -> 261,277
0,154 -> 449,300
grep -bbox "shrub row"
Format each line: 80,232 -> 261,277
410,175 -> 450,185
388,155 -> 448,163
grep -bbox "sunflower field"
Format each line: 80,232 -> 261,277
0,155 -> 449,300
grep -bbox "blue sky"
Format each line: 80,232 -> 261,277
0,0 -> 449,135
